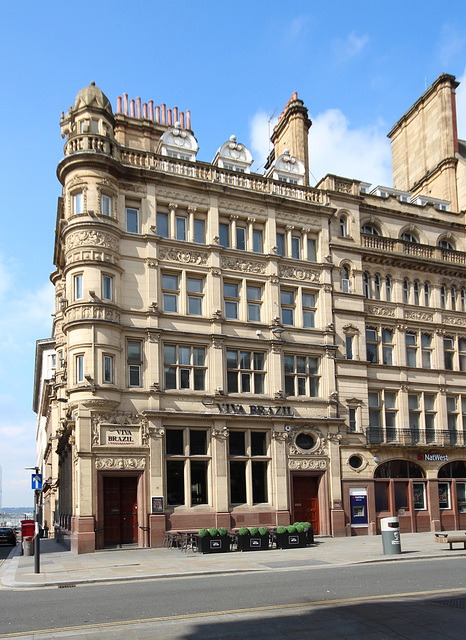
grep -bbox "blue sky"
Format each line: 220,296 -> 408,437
1,0 -> 466,507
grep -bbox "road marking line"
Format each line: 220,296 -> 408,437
1,586 -> 465,638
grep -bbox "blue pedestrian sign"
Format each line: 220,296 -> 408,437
31,474 -> 42,491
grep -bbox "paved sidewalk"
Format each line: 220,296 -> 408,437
1,531 -> 465,589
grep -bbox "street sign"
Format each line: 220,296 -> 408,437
31,474 -> 42,491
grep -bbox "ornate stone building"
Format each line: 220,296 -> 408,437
34,76 -> 466,554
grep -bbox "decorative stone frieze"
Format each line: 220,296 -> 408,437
65,230 -> 119,252
95,457 -> 146,469
65,305 -> 120,323
155,188 -> 209,207
221,257 -> 266,274
288,458 -> 327,470
158,246 -> 208,265
120,182 -> 145,193
278,265 -> 320,281
368,305 -> 396,317
218,200 -> 265,217
442,315 -> 466,326
334,179 -> 352,193
405,310 -> 434,321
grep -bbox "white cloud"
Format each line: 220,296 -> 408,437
309,109 -> 392,187
456,66 -> 466,140
249,106 -> 392,188
333,31 -> 369,62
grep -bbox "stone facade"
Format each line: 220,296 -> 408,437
34,77 -> 466,554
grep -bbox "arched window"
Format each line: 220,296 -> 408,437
385,276 -> 392,302
363,272 -> 371,299
438,461 -> 466,513
461,288 -> 466,312
438,239 -> 455,250
374,460 -> 424,478
440,285 -> 447,309
361,224 -> 381,236
401,232 -> 419,243
424,282 -> 431,306
342,266 -> 350,293
374,274 -> 381,300
438,461 -> 466,478
451,287 -> 457,310
403,279 -> 409,304
413,281 -> 420,305
374,460 -> 426,512
339,215 -> 348,237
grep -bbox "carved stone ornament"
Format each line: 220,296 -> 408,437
270,276 -> 280,284
343,324 -> 360,336
271,342 -> 282,354
368,305 -> 395,317
92,410 -> 141,428
210,268 -> 222,277
221,257 -> 266,274
334,180 -> 352,194
66,305 -> 120,324
212,336 -> 224,349
404,310 -> 433,322
149,427 -> 165,437
288,458 -> 327,470
95,457 -> 146,470
141,418 -> 150,446
147,259 -> 159,268
288,427 -> 326,456
158,246 -> 207,265
212,427 -> 229,438
278,265 -> 320,282
272,430 -> 289,440
443,315 -> 466,326
65,230 -> 119,253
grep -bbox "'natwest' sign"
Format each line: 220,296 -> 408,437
418,453 -> 448,462
215,403 -> 293,416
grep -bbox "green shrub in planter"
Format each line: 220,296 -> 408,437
236,525 -> 269,551
197,527 -> 231,553
218,527 -> 228,537
276,524 -> 307,549
295,524 -> 304,533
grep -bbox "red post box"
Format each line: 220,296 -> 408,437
21,519 -> 36,554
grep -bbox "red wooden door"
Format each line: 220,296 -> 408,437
293,476 -> 319,533
103,477 -> 138,545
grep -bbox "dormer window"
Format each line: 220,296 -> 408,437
212,135 -> 253,173
159,123 -> 198,162
266,149 -> 305,185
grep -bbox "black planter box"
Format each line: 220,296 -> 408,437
236,533 -> 269,551
275,530 -> 307,549
305,528 -> 314,545
196,535 -> 231,553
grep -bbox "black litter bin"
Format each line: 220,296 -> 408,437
381,516 -> 401,555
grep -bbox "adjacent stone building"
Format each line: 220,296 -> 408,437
35,75 -> 466,554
